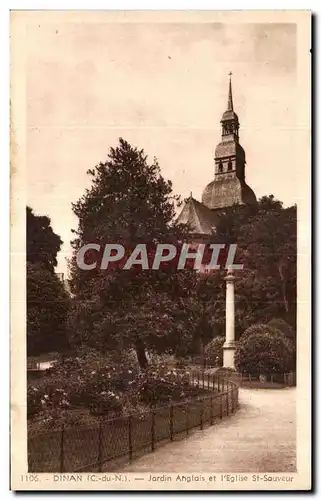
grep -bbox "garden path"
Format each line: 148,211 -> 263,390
122,387 -> 296,473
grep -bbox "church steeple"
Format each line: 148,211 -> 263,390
201,74 -> 257,210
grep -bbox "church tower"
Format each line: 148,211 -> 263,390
202,75 -> 257,210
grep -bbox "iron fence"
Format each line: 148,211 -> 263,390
203,370 -> 296,387
28,372 -> 238,472
237,372 -> 296,386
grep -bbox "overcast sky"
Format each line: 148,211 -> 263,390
25,19 -> 298,274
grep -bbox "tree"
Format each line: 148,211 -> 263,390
27,206 -> 63,273
214,203 -> 258,244
213,196 -> 296,334
237,202 -> 296,327
27,263 -> 70,356
69,138 -> 202,367
27,206 -> 69,356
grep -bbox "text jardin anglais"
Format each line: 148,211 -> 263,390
76,243 -> 243,271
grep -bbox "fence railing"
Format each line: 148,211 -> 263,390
201,369 -> 296,387
28,372 -> 239,473
236,372 -> 296,386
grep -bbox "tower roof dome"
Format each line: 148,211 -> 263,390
221,109 -> 239,122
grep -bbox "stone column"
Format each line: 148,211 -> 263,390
223,267 -> 236,369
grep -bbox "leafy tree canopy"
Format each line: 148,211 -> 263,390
27,263 -> 70,356
27,206 -> 63,273
214,195 -> 296,333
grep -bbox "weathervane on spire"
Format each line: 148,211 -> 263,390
228,71 -> 233,77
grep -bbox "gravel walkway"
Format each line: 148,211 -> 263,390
123,387 -> 296,473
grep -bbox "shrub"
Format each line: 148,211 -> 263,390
28,408 -> 99,432
90,390 -> 123,416
239,323 -> 284,345
175,357 -> 190,369
204,337 -> 225,367
135,366 -> 199,406
27,352 -> 202,430
268,318 -> 296,344
214,367 -> 236,375
235,330 -> 295,375
27,386 -> 43,418
148,352 -> 177,368
28,350 -> 138,418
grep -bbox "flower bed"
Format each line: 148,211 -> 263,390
27,353 -> 213,432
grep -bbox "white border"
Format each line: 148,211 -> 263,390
3,2 -> 317,498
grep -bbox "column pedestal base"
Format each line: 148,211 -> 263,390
223,342 -> 236,369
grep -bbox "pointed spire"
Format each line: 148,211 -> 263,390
227,72 -> 233,111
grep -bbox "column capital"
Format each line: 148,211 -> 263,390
224,267 -> 236,282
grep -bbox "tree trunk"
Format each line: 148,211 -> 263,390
135,339 -> 149,370
278,261 -> 289,313
201,339 -> 206,368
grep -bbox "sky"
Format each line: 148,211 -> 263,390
25,19 -> 298,275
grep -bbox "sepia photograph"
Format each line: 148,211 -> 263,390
10,10 -> 311,491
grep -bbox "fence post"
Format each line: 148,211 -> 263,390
186,404 -> 189,436
151,410 -> 155,452
59,425 -> 64,473
200,401 -> 204,430
197,371 -> 200,388
98,422 -> 103,472
226,390 -> 229,416
128,415 -> 133,462
202,371 -> 205,389
210,396 -> 213,425
212,375 -> 215,391
220,393 -> 223,419
217,377 -> 220,392
170,405 -> 174,441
